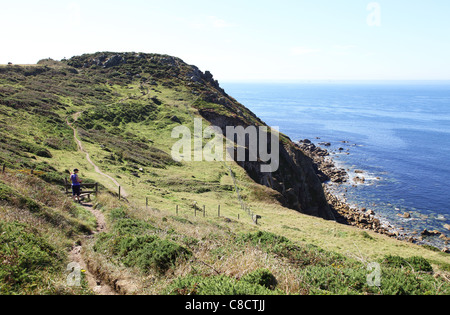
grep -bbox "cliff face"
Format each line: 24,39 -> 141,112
170,56 -> 335,220
199,103 -> 335,221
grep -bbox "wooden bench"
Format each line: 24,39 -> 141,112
64,180 -> 99,201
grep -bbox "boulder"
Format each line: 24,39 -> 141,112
170,115 -> 182,124
103,55 -> 125,68
421,229 -> 441,237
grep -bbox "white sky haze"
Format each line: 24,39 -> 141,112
1,0 -> 449,82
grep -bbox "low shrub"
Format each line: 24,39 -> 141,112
299,265 -> 372,295
113,218 -> 156,236
240,269 -> 278,290
164,274 -> 283,295
94,213 -> 191,274
299,259 -> 449,295
380,255 -> 433,273
237,231 -> 347,268
0,181 -> 40,213
124,238 -> 191,273
108,207 -> 128,221
0,222 -> 63,293
237,231 -> 291,251
94,233 -> 191,274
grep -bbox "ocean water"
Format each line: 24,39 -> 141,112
222,81 -> 450,247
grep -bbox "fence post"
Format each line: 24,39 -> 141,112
2,164 -> 5,174
146,197 -> 148,210
218,205 -> 220,217
64,178 -> 68,194
203,205 -> 206,217
118,186 -> 121,200
176,205 -> 179,216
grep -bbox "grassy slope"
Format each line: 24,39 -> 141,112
0,57 -> 449,295
0,172 -> 96,294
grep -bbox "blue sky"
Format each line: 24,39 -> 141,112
1,0 -> 449,81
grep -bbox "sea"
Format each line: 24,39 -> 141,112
222,81 -> 450,248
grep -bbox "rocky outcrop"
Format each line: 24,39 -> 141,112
187,66 -> 226,95
297,140 -> 348,184
324,188 -> 394,236
199,110 -> 336,221
103,55 -> 125,68
74,53 -> 126,69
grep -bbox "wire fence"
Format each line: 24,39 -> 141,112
143,198 -> 261,224
182,97 -> 261,225
1,164 -> 46,176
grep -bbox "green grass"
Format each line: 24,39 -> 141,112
0,54 -> 449,295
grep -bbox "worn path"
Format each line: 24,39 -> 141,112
66,112 -> 130,294
66,112 -> 128,197
69,202 -> 117,295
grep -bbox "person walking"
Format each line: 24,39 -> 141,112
70,169 -> 82,203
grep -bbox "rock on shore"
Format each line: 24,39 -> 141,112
297,139 -> 449,249
324,188 -> 392,235
297,140 -> 348,184
297,139 -> 408,239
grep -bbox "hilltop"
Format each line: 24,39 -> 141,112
0,52 -> 449,295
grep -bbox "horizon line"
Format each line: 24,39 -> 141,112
2,63 -> 449,85
220,79 -> 450,84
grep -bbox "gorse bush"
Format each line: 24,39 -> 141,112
108,207 -> 128,221
237,231 -> 348,268
94,213 -> 191,274
0,222 -> 63,293
380,255 -> 433,273
299,265 -> 373,295
164,274 -> 283,295
124,238 -> 191,273
113,218 -> 157,236
78,101 -> 158,126
240,269 -> 278,290
237,231 -> 291,251
299,262 -> 448,295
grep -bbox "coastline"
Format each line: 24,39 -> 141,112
296,139 -> 450,253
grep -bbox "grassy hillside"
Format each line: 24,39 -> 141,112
0,53 -> 449,295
